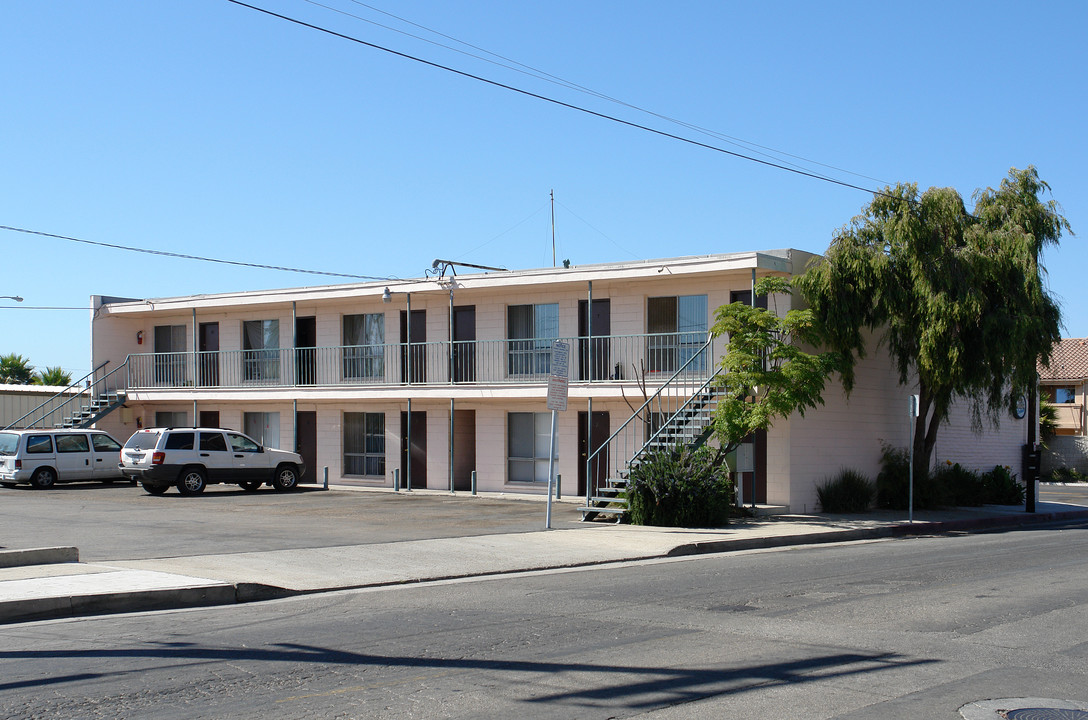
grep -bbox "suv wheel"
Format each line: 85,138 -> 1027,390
272,465 -> 299,492
30,467 -> 57,489
177,468 -> 207,496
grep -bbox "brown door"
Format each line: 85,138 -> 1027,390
296,317 -> 316,385
400,310 -> 426,383
296,411 -> 317,483
578,300 -> 611,381
198,323 -> 219,387
400,411 -> 427,489
577,411 -> 610,496
452,306 -> 476,383
199,410 -> 220,428
453,409 -> 475,491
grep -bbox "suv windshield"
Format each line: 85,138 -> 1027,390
123,431 -> 161,451
0,433 -> 17,455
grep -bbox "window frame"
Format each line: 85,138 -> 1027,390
343,412 -> 386,478
507,303 -> 559,377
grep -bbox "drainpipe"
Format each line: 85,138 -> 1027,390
449,398 -> 455,493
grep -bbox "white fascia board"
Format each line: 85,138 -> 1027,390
97,249 -> 801,316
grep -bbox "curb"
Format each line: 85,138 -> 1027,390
0,547 -> 78,568
666,508 -> 1088,557
0,584 -> 238,625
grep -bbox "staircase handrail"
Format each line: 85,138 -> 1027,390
3,360 -> 128,430
633,374 -> 720,463
584,336 -> 717,490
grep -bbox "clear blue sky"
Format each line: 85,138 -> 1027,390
3,0 -> 1085,378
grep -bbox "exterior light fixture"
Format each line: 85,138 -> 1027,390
382,287 -> 392,303
1,296 -> 23,302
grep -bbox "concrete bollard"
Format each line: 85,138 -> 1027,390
323,466 -> 329,490
556,473 -> 562,500
393,468 -> 400,492
471,470 -> 477,495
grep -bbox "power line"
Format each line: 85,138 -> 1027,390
318,0 -> 890,187
0,225 -> 395,281
226,0 -> 892,198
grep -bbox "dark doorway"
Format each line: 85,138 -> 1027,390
453,409 -> 476,491
198,410 -> 220,428
296,411 -> 317,484
198,322 -> 219,387
400,411 -> 427,489
578,299 -> 611,381
577,410 -> 610,497
400,310 -> 426,383
451,305 -> 476,383
296,317 -> 316,385
731,290 -> 767,505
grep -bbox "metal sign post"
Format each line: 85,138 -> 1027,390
908,394 -> 919,524
545,341 -> 570,529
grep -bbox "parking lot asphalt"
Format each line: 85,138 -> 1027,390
2,482 -> 1088,624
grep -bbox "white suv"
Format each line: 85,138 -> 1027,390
0,429 -> 127,489
120,427 -> 305,496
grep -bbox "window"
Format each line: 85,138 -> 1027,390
56,434 -> 90,453
26,435 -> 53,454
199,432 -> 228,452
164,432 -> 195,450
647,295 -> 708,373
1054,386 -> 1077,404
507,412 -> 557,483
507,303 -> 559,376
243,412 -> 279,447
243,319 -> 280,382
227,432 -> 260,453
343,313 -> 385,381
155,411 -> 187,428
92,435 -> 121,452
154,324 -> 187,386
344,412 -> 385,477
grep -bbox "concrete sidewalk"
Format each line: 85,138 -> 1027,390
3,500 -> 1087,625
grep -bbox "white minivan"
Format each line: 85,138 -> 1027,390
0,429 -> 127,489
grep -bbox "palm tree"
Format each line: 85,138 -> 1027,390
34,366 -> 73,387
0,353 -> 34,384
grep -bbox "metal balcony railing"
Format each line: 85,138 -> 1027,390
125,332 -> 717,390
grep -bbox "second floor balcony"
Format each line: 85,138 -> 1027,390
125,333 -> 719,391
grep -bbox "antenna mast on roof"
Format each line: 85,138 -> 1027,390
550,189 -> 556,268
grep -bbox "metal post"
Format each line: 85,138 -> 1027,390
405,399 -> 412,492
323,466 -> 328,490
556,473 -> 562,500
587,280 -> 593,381
585,397 -> 593,508
393,467 -> 400,492
405,293 -> 412,386
449,398 -> 455,493
546,409 -> 558,529
471,469 -> 477,495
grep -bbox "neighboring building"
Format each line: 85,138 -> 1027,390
0,384 -> 80,429
1039,338 -> 1088,474
71,249 -> 1029,512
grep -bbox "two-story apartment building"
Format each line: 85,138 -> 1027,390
81,248 -> 1030,512
1039,338 -> 1088,474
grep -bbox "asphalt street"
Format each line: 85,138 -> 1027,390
1,519 -> 1087,719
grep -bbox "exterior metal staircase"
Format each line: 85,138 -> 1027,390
579,337 -> 721,522
4,360 -> 129,430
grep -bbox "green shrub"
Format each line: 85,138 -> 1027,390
1047,467 -> 1088,483
625,445 -> 733,527
875,443 -> 947,510
816,468 -> 874,513
932,461 -> 986,506
980,465 -> 1026,505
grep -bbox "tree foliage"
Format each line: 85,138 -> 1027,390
34,366 -> 73,387
0,353 -> 34,385
795,166 -> 1070,477
711,276 -> 841,454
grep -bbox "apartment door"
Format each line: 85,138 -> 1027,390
198,322 -> 219,387
452,409 -> 476,491
400,310 -> 426,383
451,305 -> 476,383
154,324 -> 186,385
295,316 -> 316,385
296,411 -> 317,484
198,411 -> 220,428
578,299 -> 611,381
400,411 -> 427,489
577,411 -> 610,497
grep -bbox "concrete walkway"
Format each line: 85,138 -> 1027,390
2,499 -> 1087,625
